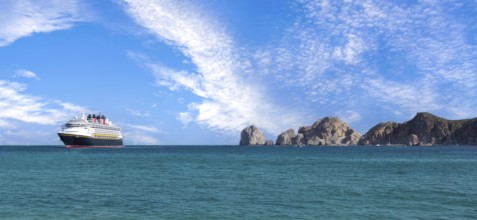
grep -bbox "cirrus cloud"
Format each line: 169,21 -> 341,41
122,0 -> 303,135
122,0 -> 477,137
0,80 -> 87,126
267,0 -> 477,120
0,0 -> 86,47
0,80 -> 88,144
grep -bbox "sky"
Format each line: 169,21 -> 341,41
0,0 -> 476,145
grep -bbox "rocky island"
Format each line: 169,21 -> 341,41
275,117 -> 361,146
239,125 -> 274,146
239,112 -> 477,146
359,112 -> 477,146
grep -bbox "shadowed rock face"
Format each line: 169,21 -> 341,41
357,122 -> 400,145
276,117 -> 361,146
358,112 -> 477,145
275,129 -> 296,145
453,120 -> 477,144
239,125 -> 274,146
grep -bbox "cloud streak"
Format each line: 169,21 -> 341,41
123,0 -> 302,135
14,69 -> 39,79
0,80 -> 89,144
0,80 -> 87,127
122,0 -> 477,137
121,123 -> 160,145
0,0 -> 84,46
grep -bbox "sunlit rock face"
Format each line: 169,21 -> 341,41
276,117 -> 361,146
240,125 -> 273,146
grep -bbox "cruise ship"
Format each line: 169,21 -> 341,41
58,114 -> 123,148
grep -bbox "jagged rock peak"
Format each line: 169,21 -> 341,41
276,117 -> 361,146
414,112 -> 438,118
275,129 -> 296,145
239,125 -> 273,146
409,112 -> 446,124
298,117 -> 361,146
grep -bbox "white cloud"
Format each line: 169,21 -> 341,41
363,77 -> 442,113
14,69 -> 39,79
121,123 -> 160,145
332,34 -> 365,64
123,0 -> 303,135
177,111 -> 193,126
0,80 -> 88,144
126,107 -> 150,117
265,0 -> 477,120
125,124 -> 159,133
0,0 -> 85,46
0,80 -> 87,127
0,119 -> 14,128
0,126 -> 53,145
124,133 -> 159,145
338,110 -> 362,124
122,0 -> 476,138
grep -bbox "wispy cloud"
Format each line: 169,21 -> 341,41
126,107 -> 150,117
0,126 -> 53,145
122,0 -> 476,138
122,0 -> 302,135
0,0 -> 85,46
125,124 -> 159,133
14,69 -> 39,80
125,133 -> 159,145
265,0 -> 477,119
176,111 -> 193,127
338,110 -> 362,124
0,80 -> 88,144
0,80 -> 87,126
121,123 -> 160,145
0,119 -> 14,128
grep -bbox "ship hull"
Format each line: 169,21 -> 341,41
58,133 -> 123,148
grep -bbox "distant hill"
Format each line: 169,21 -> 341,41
358,112 -> 477,146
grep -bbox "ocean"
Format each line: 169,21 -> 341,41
0,145 -> 476,219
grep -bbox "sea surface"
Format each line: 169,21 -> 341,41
0,145 -> 476,219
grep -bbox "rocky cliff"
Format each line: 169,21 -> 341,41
453,119 -> 477,144
276,117 -> 361,146
358,112 -> 477,145
239,125 -> 274,146
275,129 -> 296,145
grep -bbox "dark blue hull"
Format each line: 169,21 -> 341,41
58,133 -> 123,148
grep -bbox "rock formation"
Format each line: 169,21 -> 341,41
276,117 -> 361,146
358,112 -> 477,145
275,129 -> 296,145
452,119 -> 477,144
357,122 -> 400,145
241,112 -> 477,147
239,125 -> 274,146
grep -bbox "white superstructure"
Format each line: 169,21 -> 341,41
59,113 -> 122,140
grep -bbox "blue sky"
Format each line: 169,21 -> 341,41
0,0 -> 476,145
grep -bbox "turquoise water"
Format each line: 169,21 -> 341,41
0,145 -> 476,219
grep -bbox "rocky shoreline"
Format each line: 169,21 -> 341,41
239,112 -> 477,146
